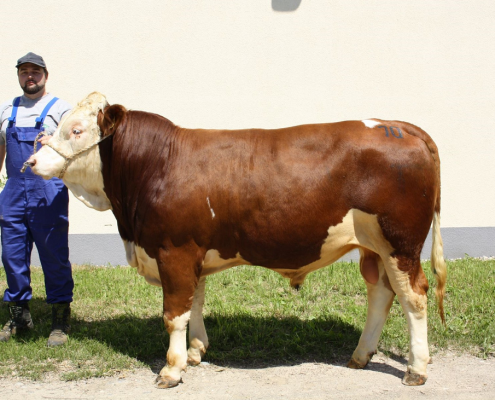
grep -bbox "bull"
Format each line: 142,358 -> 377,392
26,92 -> 447,388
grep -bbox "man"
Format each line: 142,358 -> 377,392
0,52 -> 73,346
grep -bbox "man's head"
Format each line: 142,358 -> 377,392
16,52 -> 49,98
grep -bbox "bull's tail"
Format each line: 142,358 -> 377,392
431,210 -> 447,324
401,120 -> 447,324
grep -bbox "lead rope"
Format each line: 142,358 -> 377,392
33,131 -> 46,154
20,131 -> 50,173
21,131 -> 115,178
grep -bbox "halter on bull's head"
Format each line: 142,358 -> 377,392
26,92 -> 124,211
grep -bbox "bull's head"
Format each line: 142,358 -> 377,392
27,92 -> 123,211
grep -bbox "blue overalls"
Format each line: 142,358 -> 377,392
0,97 -> 73,304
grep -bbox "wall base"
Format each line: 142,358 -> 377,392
1,227 -> 493,267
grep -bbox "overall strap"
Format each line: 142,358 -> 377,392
35,97 -> 59,129
7,97 -> 21,128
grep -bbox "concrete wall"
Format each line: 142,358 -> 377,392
0,1 -> 494,265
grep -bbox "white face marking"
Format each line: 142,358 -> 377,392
29,92 -> 112,211
362,119 -> 381,129
206,197 -> 215,219
29,142 -> 68,179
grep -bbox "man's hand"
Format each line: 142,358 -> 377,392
38,135 -> 52,146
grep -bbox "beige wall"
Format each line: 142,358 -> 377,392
1,1 -> 494,235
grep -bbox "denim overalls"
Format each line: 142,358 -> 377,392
0,97 -> 73,304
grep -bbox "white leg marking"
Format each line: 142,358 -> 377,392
405,300 -> 429,375
187,277 -> 208,365
384,257 -> 429,379
351,256 -> 394,366
159,311 -> 191,383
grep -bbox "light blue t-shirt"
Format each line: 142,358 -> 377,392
0,93 -> 72,146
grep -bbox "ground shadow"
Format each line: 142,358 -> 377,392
0,298 -> 404,380
365,359 -> 406,379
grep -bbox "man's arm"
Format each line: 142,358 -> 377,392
0,144 -> 6,174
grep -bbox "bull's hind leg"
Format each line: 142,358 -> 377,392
348,249 -> 395,369
384,255 -> 429,386
187,276 -> 209,365
155,242 -> 204,388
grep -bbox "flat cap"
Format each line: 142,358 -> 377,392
16,52 -> 46,69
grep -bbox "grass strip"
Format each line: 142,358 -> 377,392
0,257 -> 493,380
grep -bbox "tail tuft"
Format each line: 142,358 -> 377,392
431,212 -> 447,324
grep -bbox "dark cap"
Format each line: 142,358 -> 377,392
16,52 -> 46,69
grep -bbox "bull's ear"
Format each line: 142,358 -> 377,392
97,104 -> 127,137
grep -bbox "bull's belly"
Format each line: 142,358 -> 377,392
122,209 -> 391,287
201,250 -> 251,276
272,209 -> 359,287
202,209 -> 358,280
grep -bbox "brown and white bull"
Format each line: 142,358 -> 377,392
26,92 -> 447,388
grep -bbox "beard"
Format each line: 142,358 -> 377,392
22,81 -> 45,95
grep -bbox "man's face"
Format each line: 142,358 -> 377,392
17,63 -> 47,95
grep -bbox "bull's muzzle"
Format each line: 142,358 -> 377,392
20,159 -> 36,173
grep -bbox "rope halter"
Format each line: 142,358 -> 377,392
21,130 -> 114,179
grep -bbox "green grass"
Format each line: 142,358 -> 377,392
0,257 -> 493,380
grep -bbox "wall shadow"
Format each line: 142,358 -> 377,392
272,0 -> 302,12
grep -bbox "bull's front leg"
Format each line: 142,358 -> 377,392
187,276 -> 209,365
159,310 -> 191,388
155,243 -> 204,389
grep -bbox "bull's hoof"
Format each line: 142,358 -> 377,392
155,375 -> 182,389
402,370 -> 427,386
187,355 -> 201,366
187,347 -> 205,366
347,358 -> 368,369
347,351 -> 375,369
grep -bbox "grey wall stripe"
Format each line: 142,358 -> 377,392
338,227 -> 495,261
1,227 -> 494,267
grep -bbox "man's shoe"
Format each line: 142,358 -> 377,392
47,302 -> 71,347
0,303 -> 34,342
0,320 -> 13,342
